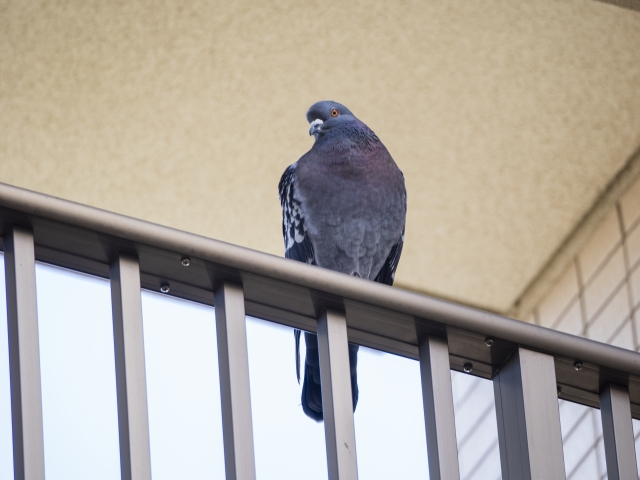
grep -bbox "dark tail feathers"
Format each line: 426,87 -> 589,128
298,331 -> 359,422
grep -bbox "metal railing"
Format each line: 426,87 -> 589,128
1,180 -> 639,480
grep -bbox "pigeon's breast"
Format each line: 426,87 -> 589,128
295,146 -> 406,278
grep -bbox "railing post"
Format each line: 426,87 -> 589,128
214,282 -> 256,480
600,383 -> 638,480
317,309 -> 359,480
110,254 -> 152,480
4,227 -> 45,480
419,335 -> 460,480
493,347 -> 566,480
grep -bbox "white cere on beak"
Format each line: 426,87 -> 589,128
309,118 -> 324,137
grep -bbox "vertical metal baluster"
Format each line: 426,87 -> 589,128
317,309 -> 358,480
419,335 -> 460,480
4,227 -> 45,480
600,383 -> 638,480
493,347 -> 566,480
110,254 -> 152,480
214,282 -> 256,480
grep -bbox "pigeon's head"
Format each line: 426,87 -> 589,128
306,101 -> 356,141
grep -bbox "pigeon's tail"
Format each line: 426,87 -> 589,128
299,331 -> 359,422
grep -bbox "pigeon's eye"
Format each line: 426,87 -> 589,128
330,108 -> 339,117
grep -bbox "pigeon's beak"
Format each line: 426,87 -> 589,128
309,118 -> 323,136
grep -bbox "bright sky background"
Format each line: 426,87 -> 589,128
2,255 -> 636,479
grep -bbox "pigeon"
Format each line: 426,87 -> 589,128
278,101 -> 406,421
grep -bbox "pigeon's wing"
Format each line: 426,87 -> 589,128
279,163 -> 316,383
278,163 -> 316,266
373,227 -> 404,286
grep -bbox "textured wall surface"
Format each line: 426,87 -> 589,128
533,176 -> 640,348
450,175 -> 640,480
1,0 -> 639,311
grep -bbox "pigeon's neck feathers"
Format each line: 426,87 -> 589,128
314,119 -> 382,153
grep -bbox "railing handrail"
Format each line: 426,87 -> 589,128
3,180 -> 639,480
0,181 -> 638,378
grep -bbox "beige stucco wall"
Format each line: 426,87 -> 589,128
1,0 -> 640,312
